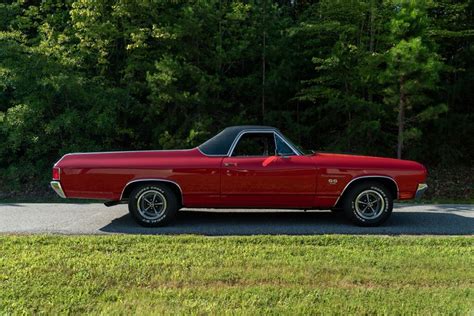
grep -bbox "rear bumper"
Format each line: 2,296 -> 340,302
50,181 -> 66,198
415,183 -> 428,199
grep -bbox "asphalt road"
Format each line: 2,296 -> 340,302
0,203 -> 472,235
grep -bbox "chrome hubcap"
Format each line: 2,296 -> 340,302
137,190 -> 167,220
354,189 -> 385,220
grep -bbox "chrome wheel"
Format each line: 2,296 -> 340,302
354,189 -> 385,220
136,189 -> 167,221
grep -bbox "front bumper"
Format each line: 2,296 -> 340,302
415,183 -> 428,199
50,181 -> 66,198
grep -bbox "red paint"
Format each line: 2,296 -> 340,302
52,167 -> 60,181
53,148 -> 427,208
220,155 -> 316,208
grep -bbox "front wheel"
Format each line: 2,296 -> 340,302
342,182 -> 393,226
128,184 -> 179,227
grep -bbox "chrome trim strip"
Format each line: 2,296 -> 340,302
332,175 -> 399,207
59,148 -> 195,156
196,146 -> 227,157
415,183 -> 428,199
227,129 -> 301,157
120,179 -> 183,200
274,133 -> 300,156
54,149 -> 198,166
50,181 -> 66,198
228,130 -> 274,157
54,155 -> 67,167
275,131 -> 303,155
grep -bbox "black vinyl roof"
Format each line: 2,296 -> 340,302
198,126 -> 279,156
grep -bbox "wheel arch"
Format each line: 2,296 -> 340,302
334,176 -> 399,208
120,179 -> 183,207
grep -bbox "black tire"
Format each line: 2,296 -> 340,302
342,181 -> 393,226
128,184 -> 179,227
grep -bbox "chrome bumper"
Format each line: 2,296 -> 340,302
415,183 -> 428,199
50,181 -> 66,198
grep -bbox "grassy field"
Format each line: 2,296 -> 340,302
0,235 -> 472,314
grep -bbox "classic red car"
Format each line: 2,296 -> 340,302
51,126 -> 428,227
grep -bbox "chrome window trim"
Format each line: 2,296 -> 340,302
333,175 -> 399,207
120,178 -> 183,200
274,133 -> 299,156
227,129 -> 301,157
228,130 -> 275,157
273,131 -> 302,155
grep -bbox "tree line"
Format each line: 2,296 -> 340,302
0,0 -> 473,192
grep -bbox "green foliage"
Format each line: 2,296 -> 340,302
380,1 -> 446,157
294,0 -> 394,154
0,0 -> 473,193
0,235 -> 473,314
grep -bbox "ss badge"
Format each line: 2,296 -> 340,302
328,178 -> 338,185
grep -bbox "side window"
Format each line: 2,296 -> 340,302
232,133 -> 276,157
275,134 -> 296,156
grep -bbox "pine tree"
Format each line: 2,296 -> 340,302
380,1 -> 446,159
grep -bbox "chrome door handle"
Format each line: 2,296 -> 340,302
224,162 -> 237,167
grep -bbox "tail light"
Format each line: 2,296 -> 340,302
52,167 -> 61,180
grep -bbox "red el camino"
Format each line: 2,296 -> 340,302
51,126 -> 428,227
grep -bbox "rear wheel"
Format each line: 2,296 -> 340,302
342,182 -> 393,226
128,184 -> 179,227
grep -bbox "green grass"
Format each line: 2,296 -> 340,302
0,235 -> 473,314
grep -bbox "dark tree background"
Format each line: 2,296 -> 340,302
0,0 -> 473,195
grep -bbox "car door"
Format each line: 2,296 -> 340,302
220,131 -> 316,208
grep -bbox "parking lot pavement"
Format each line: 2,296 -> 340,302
0,203 -> 472,235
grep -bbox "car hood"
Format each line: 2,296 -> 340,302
313,152 -> 426,171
